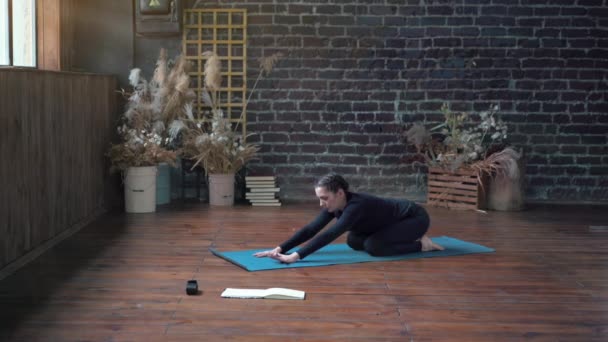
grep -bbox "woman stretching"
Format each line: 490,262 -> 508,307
254,173 -> 444,264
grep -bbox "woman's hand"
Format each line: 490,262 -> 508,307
253,246 -> 282,258
270,252 -> 300,264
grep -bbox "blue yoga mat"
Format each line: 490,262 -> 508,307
210,236 -> 494,271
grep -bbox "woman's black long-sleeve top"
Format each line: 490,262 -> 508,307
279,192 -> 417,259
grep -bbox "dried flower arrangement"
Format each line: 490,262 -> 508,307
404,104 -> 521,180
107,130 -> 177,173
107,48 -> 194,172
178,51 -> 282,174
180,108 -> 259,174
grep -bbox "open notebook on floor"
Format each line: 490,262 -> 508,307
221,288 -> 305,300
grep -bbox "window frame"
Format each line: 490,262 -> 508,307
1,0 -> 37,68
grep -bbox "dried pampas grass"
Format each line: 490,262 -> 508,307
168,120 -> 186,141
108,48 -> 195,173
203,51 -> 221,91
129,68 -> 141,87
232,52 -> 284,133
404,122 -> 431,147
181,121 -> 259,174
167,54 -> 190,91
130,49 -> 194,143
259,52 -> 283,76
248,52 -> 283,105
183,103 -> 194,121
160,53 -> 194,125
473,147 -> 522,180
152,48 -> 167,87
179,109 -> 259,175
176,50 -> 283,175
201,90 -> 213,108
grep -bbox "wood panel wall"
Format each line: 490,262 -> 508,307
0,69 -> 117,270
37,0 -> 75,71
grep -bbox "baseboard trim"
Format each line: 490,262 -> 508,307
0,207 -> 106,281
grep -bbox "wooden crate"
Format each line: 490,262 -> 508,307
427,167 -> 487,210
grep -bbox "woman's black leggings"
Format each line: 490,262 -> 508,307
346,205 -> 430,256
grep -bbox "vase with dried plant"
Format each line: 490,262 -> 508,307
107,48 -> 195,211
404,104 -> 523,210
177,51 -> 281,205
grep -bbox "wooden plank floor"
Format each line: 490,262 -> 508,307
0,202 -> 607,341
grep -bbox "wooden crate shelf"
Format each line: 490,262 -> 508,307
427,167 -> 487,210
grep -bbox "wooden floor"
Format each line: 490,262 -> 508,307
0,202 -> 607,341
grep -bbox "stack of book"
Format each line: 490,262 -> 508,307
245,176 -> 281,206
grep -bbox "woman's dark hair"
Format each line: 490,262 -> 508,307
315,173 -> 349,193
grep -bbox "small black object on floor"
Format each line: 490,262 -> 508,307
186,279 -> 199,295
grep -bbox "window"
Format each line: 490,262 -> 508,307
0,0 -> 36,67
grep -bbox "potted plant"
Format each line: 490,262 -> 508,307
107,48 -> 197,212
177,51 -> 281,205
114,48 -> 195,206
404,104 -> 523,210
106,128 -> 177,213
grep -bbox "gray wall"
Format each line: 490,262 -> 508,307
71,0 -> 134,86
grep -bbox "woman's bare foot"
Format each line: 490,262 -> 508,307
420,235 -> 444,252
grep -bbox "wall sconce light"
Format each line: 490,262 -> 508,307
135,0 -> 182,36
